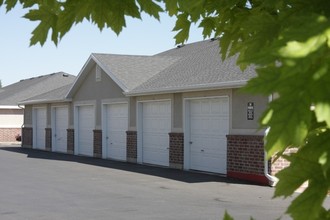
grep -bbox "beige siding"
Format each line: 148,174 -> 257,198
0,109 -> 24,128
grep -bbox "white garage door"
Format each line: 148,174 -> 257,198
142,101 -> 171,167
34,108 -> 46,150
76,105 -> 94,157
189,97 -> 229,174
104,103 -> 128,161
52,106 -> 68,153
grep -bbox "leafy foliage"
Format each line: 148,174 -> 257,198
1,0 -> 330,219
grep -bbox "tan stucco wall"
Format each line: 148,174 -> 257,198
129,97 -> 136,129
24,105 -> 33,127
73,65 -> 125,101
231,89 -> 268,133
72,65 -> 126,128
23,105 -> 33,126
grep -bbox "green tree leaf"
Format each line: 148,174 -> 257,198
286,180 -> 328,220
163,0 -> 178,16
172,13 -> 190,44
4,0 -> 18,12
137,0 -> 163,20
223,211 -> 234,220
315,103 -> 330,128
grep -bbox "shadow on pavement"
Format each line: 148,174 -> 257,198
0,145 -> 257,185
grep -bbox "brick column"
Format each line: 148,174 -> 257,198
45,128 -> 52,151
227,135 -> 268,185
271,148 -> 297,176
169,132 -> 184,169
126,131 -> 137,163
0,128 -> 21,142
67,129 -> 74,154
22,127 -> 33,148
93,129 -> 102,158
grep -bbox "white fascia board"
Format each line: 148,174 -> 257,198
65,55 -> 94,98
18,98 -> 72,105
124,80 -> 248,96
91,54 -> 129,93
0,105 -> 21,109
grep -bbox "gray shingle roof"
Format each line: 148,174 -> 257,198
0,72 -> 75,106
19,84 -> 73,105
92,54 -> 180,91
127,39 -> 256,95
24,39 -> 256,105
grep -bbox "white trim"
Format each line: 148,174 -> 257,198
125,80 -> 247,96
65,55 -> 94,98
183,96 -> 230,172
19,98 -> 72,105
101,98 -> 128,105
136,99 -> 172,164
101,101 -> 129,160
0,126 -> 22,128
0,105 -> 22,109
230,128 -> 266,135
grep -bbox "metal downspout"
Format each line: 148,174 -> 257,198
264,95 -> 279,187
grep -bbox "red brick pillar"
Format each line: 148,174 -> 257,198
271,148 -> 297,176
45,128 -> 52,151
169,132 -> 184,169
126,131 -> 137,163
93,130 -> 102,158
67,129 -> 74,154
22,127 -> 33,148
227,135 -> 268,185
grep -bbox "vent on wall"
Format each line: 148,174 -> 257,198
96,65 -> 101,82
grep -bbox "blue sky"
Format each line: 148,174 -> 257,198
0,5 -> 204,86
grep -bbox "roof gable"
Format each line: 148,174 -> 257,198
66,53 -> 180,97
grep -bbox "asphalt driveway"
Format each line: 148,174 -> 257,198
0,143 -> 294,220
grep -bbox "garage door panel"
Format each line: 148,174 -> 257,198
189,97 -> 229,174
105,103 -> 128,161
53,107 -> 68,153
77,105 -> 94,157
142,101 -> 170,167
191,154 -> 226,173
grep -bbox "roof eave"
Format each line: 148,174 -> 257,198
124,80 -> 248,96
18,98 -> 72,105
0,105 -> 21,109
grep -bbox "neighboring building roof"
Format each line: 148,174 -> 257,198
19,84 -> 73,105
126,39 -> 256,95
0,72 -> 75,106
